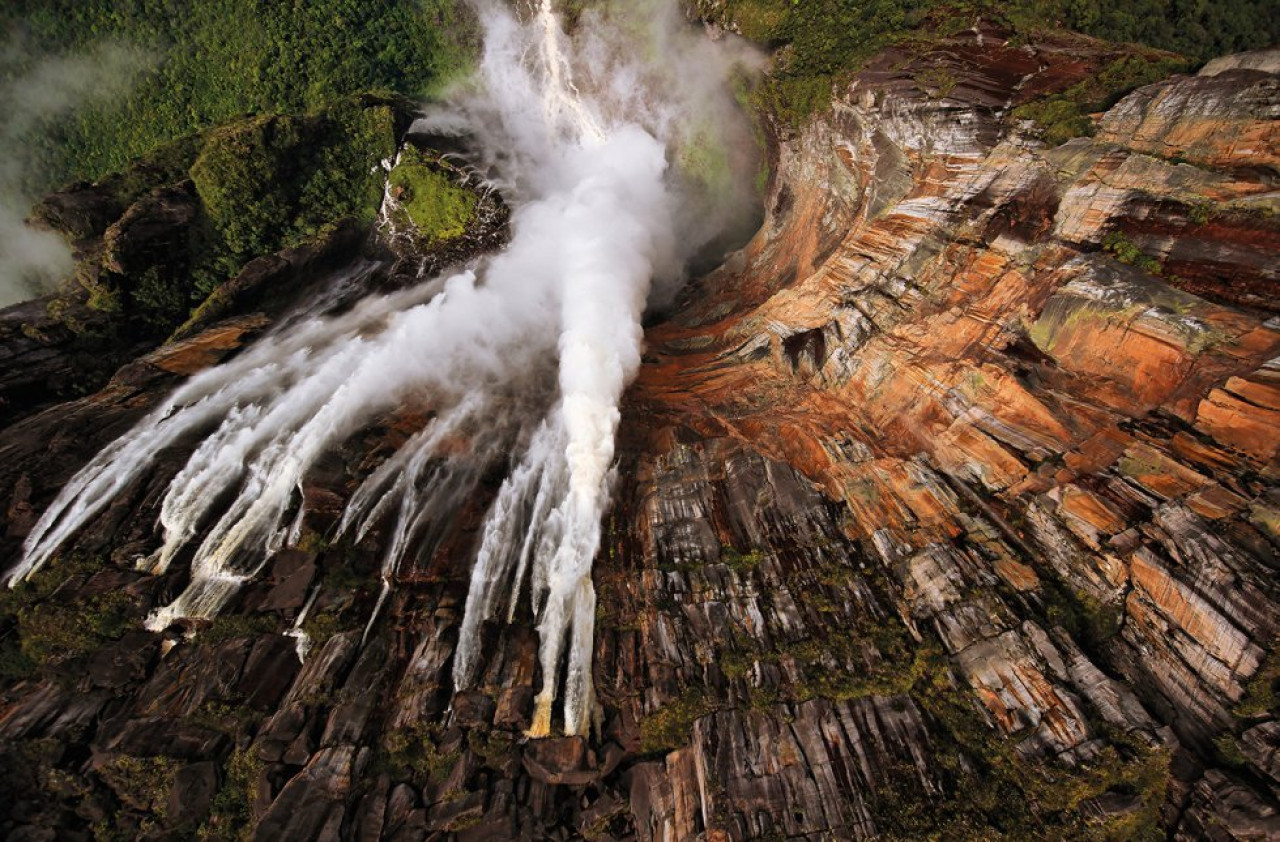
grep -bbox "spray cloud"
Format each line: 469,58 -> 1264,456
0,38 -> 151,307
13,0 -> 759,737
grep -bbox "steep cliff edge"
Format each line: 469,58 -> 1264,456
629,32 -> 1280,838
0,32 -> 1277,842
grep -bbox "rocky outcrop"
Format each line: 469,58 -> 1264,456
100,183 -> 201,278
632,36 -> 1280,839
0,295 -> 118,426
0,32 -> 1277,842
31,180 -> 124,243
171,218 -> 368,340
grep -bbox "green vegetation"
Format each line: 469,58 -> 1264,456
1234,649 -> 1279,719
12,589 -> 135,670
1188,201 -> 1215,225
190,117 -> 309,261
183,700 -> 264,739
700,0 -> 1276,128
1034,0 -> 1278,61
1206,649 -> 1278,786
0,552 -> 139,679
719,605 -> 926,704
680,122 -> 735,185
719,544 -> 765,573
637,532 -> 1170,839
98,754 -> 178,816
914,66 -> 958,99
1102,231 -> 1164,276
299,610 -> 345,649
1040,577 -> 1124,655
710,0 -> 937,128
466,729 -> 516,771
644,624 -> 1171,837
190,96 -> 401,267
4,0 -> 474,195
889,667 -> 1172,840
379,723 -> 462,784
638,688 -> 717,753
29,94 -> 414,402
386,148 -> 478,243
198,613 -> 281,646
793,640 -> 935,703
1212,731 -> 1250,768
655,543 -> 766,574
1012,54 -> 1189,145
198,746 -> 264,842
1,5 -> 476,405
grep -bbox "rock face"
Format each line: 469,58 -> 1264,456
1,33 -> 1278,841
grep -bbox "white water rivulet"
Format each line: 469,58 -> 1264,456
10,0 -> 756,737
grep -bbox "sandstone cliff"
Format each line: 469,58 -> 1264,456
0,32 -> 1277,842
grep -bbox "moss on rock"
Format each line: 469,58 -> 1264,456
1012,54 -> 1189,146
387,161 -> 478,243
190,96 -> 401,266
0,552 -> 140,678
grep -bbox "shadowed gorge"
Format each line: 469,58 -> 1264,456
1,2 -> 1278,840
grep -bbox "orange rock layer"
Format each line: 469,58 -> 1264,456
616,35 -> 1280,839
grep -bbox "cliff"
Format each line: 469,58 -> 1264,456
1,31 -> 1277,842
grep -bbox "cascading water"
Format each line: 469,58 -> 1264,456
10,0 -> 758,737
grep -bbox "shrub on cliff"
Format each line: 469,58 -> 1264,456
190,97 -> 401,267
0,553 -> 140,679
1012,53 -> 1190,145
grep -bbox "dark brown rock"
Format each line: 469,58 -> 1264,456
522,737 -> 597,786
319,637 -> 389,747
0,682 -> 114,740
86,631 -> 161,690
450,691 -> 496,729
168,761 -> 219,826
251,746 -> 361,842
101,183 -> 199,277
31,181 -> 123,242
173,218 -> 366,341
134,638 -> 253,718
93,716 -> 229,760
240,635 -> 302,711
261,549 -> 317,613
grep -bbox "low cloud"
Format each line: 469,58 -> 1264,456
0,37 -> 151,308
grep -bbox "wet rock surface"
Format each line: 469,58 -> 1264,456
0,35 -> 1278,841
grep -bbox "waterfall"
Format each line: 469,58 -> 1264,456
12,0 -> 759,738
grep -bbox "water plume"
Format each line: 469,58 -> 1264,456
12,0 -> 759,737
